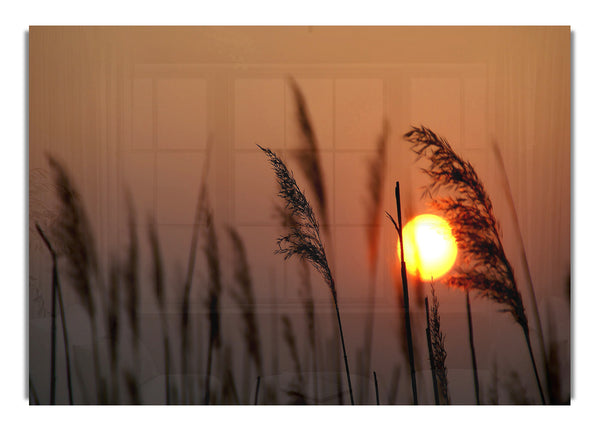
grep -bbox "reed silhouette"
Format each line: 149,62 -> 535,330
426,284 -> 449,404
259,144 -> 355,405
404,125 -> 546,404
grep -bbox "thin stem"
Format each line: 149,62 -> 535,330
373,371 -> 380,405
394,182 -> 418,405
204,338 -> 213,405
331,285 -> 354,405
50,250 -> 57,405
55,271 -> 74,404
254,376 -> 261,405
162,319 -> 171,405
465,290 -> 480,404
37,223 -> 73,404
425,297 -> 439,405
90,317 -> 105,403
524,327 -> 546,404
492,142 -> 548,398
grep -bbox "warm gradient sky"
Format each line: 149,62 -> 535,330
28,26 -> 570,405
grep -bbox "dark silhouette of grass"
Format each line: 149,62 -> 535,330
203,209 -> 223,405
181,147 -> 210,404
425,296 -> 439,405
289,77 -> 329,232
254,376 -> 261,405
404,125 -> 545,404
360,120 -> 389,403
259,144 -> 355,405
147,217 -> 172,404
282,315 -> 306,404
221,345 -> 241,404
427,285 -> 449,404
48,155 -> 106,404
107,258 -> 120,404
36,223 -> 74,405
465,289 -> 480,404
228,227 -> 263,378
123,193 -> 141,404
386,182 -> 418,405
373,371 -> 380,405
492,141 -> 549,400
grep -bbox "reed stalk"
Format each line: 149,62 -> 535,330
373,371 -> 380,405
203,210 -> 222,405
465,289 -> 480,404
361,121 -> 389,403
48,156 -> 105,403
427,285 -> 449,404
386,181 -> 418,405
107,259 -> 120,404
181,149 -> 210,404
254,376 -> 261,405
424,296 -> 439,405
259,145 -> 354,404
148,218 -> 171,404
123,194 -> 140,403
492,141 -> 549,399
36,223 -> 57,404
404,126 -> 546,404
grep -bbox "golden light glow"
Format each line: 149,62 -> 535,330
397,214 -> 457,280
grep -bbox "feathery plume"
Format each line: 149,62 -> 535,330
259,145 -> 332,288
366,120 -> 389,273
289,78 -> 329,230
404,126 -> 545,403
427,285 -> 449,404
259,144 -> 354,404
48,155 -> 105,403
48,156 -> 97,317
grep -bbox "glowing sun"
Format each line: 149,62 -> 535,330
397,214 -> 458,281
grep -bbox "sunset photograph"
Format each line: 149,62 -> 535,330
25,25 -> 571,408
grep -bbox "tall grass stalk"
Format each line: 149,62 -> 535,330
36,223 -> 74,404
298,261 -> 319,404
289,77 -> 329,232
424,296 -> 439,405
427,285 -> 449,404
386,181 -> 418,405
361,121 -> 389,403
203,210 -> 222,405
259,145 -> 354,404
465,289 -> 480,404
228,227 -> 263,379
48,156 -> 105,403
373,371 -> 380,405
123,194 -> 140,403
148,218 -> 171,404
254,376 -> 261,405
492,141 -> 549,399
282,315 -> 306,404
107,259 -> 120,404
404,126 -> 545,404
181,150 -> 210,404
